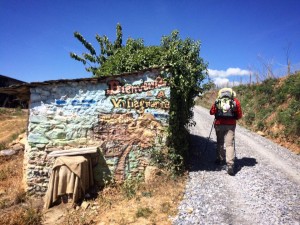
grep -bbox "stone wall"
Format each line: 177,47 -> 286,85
25,70 -> 170,195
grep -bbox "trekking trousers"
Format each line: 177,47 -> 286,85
214,124 -> 236,166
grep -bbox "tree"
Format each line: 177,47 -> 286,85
284,42 -> 292,76
257,54 -> 275,79
70,23 -> 123,75
70,25 -> 208,172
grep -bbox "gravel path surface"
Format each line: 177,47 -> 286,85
172,106 -> 300,225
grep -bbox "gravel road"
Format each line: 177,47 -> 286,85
172,106 -> 300,225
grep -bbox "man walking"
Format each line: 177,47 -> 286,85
209,88 -> 243,175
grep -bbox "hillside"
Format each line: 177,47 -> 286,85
0,108 -> 28,150
0,108 -> 41,224
196,72 -> 300,154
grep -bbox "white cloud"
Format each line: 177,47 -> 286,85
212,76 -> 241,87
208,67 -> 251,78
214,77 -> 230,87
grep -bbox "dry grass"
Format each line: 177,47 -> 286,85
0,151 -> 44,225
0,108 -> 28,150
0,108 -> 43,225
0,204 -> 43,225
0,108 -> 28,207
0,154 -> 25,205
59,174 -> 187,225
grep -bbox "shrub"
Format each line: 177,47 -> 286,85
0,142 -> 7,150
161,202 -> 171,214
121,178 -> 140,199
257,121 -> 265,131
0,169 -> 8,181
0,206 -> 43,225
136,207 -> 152,218
245,111 -> 255,125
22,207 -> 43,225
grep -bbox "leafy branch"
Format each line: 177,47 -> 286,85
70,23 -> 123,76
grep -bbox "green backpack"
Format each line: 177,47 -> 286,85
215,88 -> 237,119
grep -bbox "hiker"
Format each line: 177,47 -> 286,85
209,88 -> 243,175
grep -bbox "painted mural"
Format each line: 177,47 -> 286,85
25,69 -> 170,195
94,113 -> 165,182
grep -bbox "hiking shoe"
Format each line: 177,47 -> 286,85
227,165 -> 234,176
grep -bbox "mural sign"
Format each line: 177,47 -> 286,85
25,69 -> 170,194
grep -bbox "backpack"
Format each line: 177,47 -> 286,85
215,88 -> 237,119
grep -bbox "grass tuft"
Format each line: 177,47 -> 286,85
136,207 -> 153,218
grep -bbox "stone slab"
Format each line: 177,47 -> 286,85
47,146 -> 98,157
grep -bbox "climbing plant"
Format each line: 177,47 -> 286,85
70,24 -> 208,173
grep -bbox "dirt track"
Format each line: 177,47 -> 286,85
173,106 -> 300,225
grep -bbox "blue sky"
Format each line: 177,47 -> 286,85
1,0 -> 300,86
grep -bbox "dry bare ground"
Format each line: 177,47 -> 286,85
42,173 -> 186,225
0,108 -> 27,145
0,108 -> 44,225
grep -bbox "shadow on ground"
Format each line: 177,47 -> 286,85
187,134 -> 257,175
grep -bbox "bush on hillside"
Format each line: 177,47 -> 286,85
236,73 -> 300,147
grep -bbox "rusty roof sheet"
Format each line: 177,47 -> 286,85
0,67 -> 166,101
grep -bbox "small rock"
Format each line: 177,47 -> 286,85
144,166 -> 161,184
186,207 -> 194,214
81,201 -> 90,210
19,137 -> 27,146
0,189 -> 5,196
12,143 -> 24,151
45,147 -> 59,152
10,140 -> 18,145
36,144 -> 46,149
257,131 -> 266,136
0,149 -> 17,156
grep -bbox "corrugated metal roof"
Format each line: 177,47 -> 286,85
0,74 -> 26,84
0,67 -> 165,101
